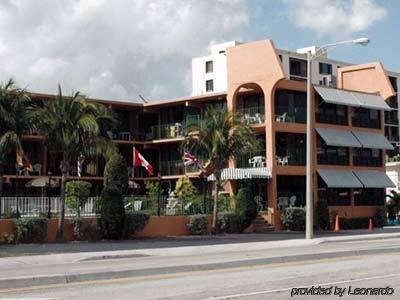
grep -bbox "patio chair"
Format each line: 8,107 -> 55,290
278,197 -> 288,210
289,195 -> 297,207
133,201 -> 142,211
254,196 -> 264,212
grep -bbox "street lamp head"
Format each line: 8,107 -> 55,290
352,37 -> 370,46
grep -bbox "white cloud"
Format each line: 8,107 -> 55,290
0,0 -> 248,101
282,0 -> 387,40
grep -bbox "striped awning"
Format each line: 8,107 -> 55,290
207,167 -> 271,181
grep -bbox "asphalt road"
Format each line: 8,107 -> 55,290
1,238 -> 400,299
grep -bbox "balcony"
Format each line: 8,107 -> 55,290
275,107 -> 306,124
236,151 -> 266,168
147,123 -> 184,140
160,160 -> 184,176
276,133 -> 306,166
238,106 -> 265,126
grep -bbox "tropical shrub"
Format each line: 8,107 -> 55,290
174,176 -> 198,204
66,181 -> 92,216
373,207 -> 387,228
0,232 -> 15,244
146,181 -> 163,200
187,214 -> 209,235
98,186 -> 126,239
82,220 -> 102,241
217,212 -> 241,233
104,153 -> 128,194
280,207 -> 306,231
125,212 -> 150,235
317,199 -> 330,230
15,218 -> 47,243
71,217 -> 84,240
235,188 -> 257,231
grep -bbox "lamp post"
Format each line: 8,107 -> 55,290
305,37 -> 369,239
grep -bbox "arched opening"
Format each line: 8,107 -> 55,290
232,83 -> 265,126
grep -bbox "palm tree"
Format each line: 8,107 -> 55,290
386,190 -> 400,221
34,86 -> 116,241
183,106 -> 261,233
0,79 -> 33,195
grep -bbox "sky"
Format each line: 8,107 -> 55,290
0,0 -> 399,102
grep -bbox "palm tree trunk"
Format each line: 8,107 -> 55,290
56,161 -> 68,242
211,171 -> 221,234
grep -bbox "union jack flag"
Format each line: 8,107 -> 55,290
183,151 -> 199,166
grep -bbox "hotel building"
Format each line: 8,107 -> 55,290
1,39 -> 398,229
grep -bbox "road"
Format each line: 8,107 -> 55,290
1,237 -> 399,299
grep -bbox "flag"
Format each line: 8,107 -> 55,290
23,154 -> 33,172
133,147 -> 154,176
16,150 -> 23,167
183,151 -> 199,166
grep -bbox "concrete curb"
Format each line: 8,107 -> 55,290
1,247 -> 399,291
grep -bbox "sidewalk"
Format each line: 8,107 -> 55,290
0,228 -> 400,291
1,226 -> 399,258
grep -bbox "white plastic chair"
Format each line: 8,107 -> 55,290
289,195 -> 297,207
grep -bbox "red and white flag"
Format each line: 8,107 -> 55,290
133,147 -> 154,176
183,151 -> 199,166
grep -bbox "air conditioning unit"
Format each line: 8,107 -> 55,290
321,75 -> 337,87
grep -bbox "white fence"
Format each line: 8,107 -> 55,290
0,197 -> 98,218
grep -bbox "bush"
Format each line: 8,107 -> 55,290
99,186 -> 126,239
317,199 -> 330,230
187,214 -> 209,235
15,218 -> 47,243
280,207 -> 306,231
373,207 -> 387,228
235,188 -> 257,231
82,220 -> 102,241
0,232 -> 15,244
104,153 -> 128,194
66,181 -> 92,216
217,212 -> 241,233
341,217 -> 370,229
125,212 -> 150,235
72,217 -> 84,240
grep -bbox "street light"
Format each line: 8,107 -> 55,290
305,37 -> 370,239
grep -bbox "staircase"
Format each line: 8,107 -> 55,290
252,213 -> 274,233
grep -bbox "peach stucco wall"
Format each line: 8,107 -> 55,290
133,216 -> 192,237
337,62 -> 395,100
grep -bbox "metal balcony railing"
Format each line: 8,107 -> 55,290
237,106 -> 265,125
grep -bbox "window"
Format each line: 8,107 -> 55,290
205,80 -> 214,92
319,62 -> 332,75
389,76 -> 398,93
354,188 -> 385,206
289,58 -> 307,80
318,177 -> 351,206
352,148 -> 382,167
205,61 -> 213,73
352,108 -> 381,129
316,95 -> 348,125
317,136 -> 349,165
275,90 -> 307,123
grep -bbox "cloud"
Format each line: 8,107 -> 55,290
0,0 -> 248,101
282,0 -> 387,40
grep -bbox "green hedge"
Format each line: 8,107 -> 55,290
99,186 -> 126,239
187,214 -> 208,235
217,212 -> 241,233
280,207 -> 306,231
15,218 -> 47,243
125,212 -> 150,235
235,188 -> 257,231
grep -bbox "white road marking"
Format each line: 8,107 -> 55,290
204,272 -> 400,300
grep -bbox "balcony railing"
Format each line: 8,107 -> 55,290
148,123 -> 184,140
316,113 -> 347,125
352,118 -> 380,129
276,149 -> 306,166
237,106 -> 265,125
317,153 -> 349,165
353,156 -> 382,167
275,107 -> 306,124
161,160 -> 184,176
236,151 -> 266,168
